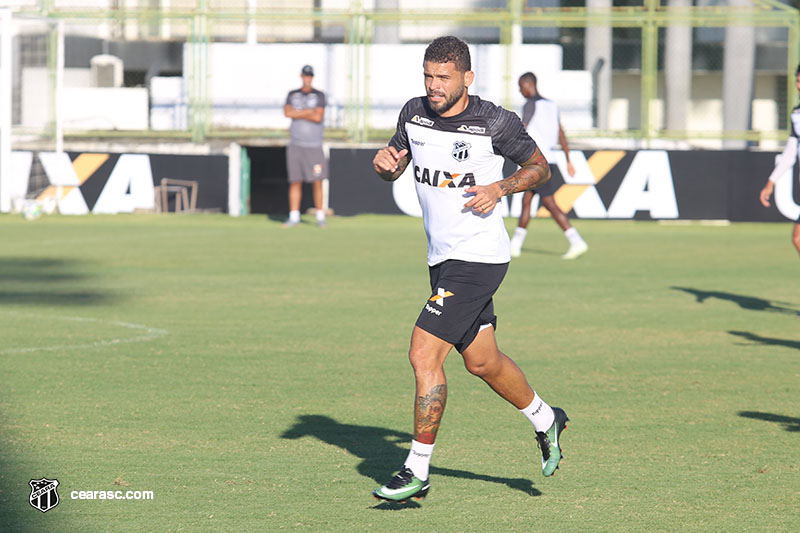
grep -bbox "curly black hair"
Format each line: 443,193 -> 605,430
423,36 -> 471,72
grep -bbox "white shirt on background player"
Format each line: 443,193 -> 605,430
766,104 -> 800,184
523,97 -> 561,161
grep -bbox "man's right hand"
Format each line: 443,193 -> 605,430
373,146 -> 409,176
760,181 -> 775,208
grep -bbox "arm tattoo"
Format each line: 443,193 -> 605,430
378,154 -> 410,182
496,148 -> 551,196
414,384 -> 446,444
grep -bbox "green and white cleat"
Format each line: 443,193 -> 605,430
373,466 -> 430,502
536,407 -> 569,477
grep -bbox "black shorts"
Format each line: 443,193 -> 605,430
415,260 -> 509,353
532,164 -> 564,197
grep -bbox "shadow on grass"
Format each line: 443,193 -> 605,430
671,287 -> 798,315
0,258 -> 114,306
371,499 -> 424,511
738,411 -> 800,432
0,417 -> 51,532
280,414 -> 541,503
0,463 -> 35,532
728,330 -> 800,351
265,214 -> 324,227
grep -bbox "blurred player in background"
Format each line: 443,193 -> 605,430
371,36 -> 569,503
509,72 -> 588,260
759,64 -> 800,258
283,64 -> 328,228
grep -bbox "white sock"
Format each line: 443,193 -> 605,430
289,210 -> 300,223
315,209 -> 326,222
510,227 -> 527,247
404,440 -> 435,480
564,227 -> 585,246
520,393 -> 555,433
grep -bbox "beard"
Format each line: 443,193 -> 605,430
427,84 -> 465,115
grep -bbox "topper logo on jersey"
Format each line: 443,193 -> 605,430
411,115 -> 435,127
451,141 -> 471,162
414,166 -> 476,188
457,125 -> 485,134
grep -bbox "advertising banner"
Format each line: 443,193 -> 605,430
328,148 -> 800,222
7,151 -> 228,214
7,147 -> 798,222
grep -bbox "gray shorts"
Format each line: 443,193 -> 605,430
287,145 -> 328,183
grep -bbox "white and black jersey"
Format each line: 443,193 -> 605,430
389,95 -> 538,266
767,103 -> 800,186
522,95 -> 561,161
790,103 -> 800,141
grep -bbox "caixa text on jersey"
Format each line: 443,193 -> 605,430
414,166 -> 476,188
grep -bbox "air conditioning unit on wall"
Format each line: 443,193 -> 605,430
90,54 -> 123,87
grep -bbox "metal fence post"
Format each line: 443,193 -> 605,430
0,9 -> 12,213
189,11 -> 209,143
788,14 -> 800,133
641,0 -> 660,147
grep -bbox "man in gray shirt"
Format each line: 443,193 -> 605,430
283,65 -> 328,228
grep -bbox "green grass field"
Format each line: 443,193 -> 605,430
1,213 -> 798,532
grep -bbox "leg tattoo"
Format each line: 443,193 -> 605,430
415,384 -> 446,444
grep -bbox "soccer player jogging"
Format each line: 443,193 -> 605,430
509,72 -> 588,260
371,36 -> 569,502
759,64 -> 800,258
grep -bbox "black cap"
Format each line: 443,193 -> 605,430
301,65 -> 314,76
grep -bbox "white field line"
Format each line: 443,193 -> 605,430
0,312 -> 167,354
